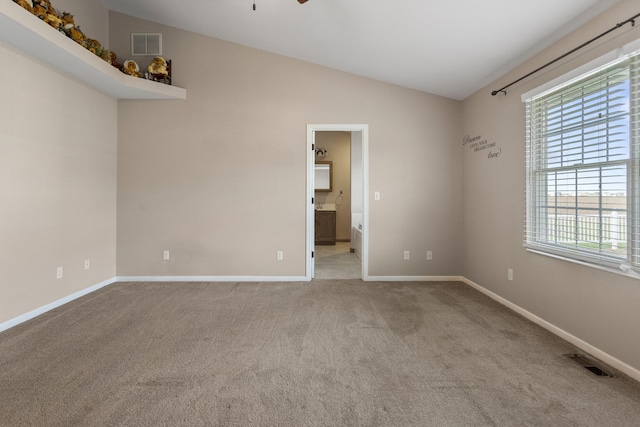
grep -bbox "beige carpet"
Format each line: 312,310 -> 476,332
1,280 -> 640,426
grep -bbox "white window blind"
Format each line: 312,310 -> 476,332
524,50 -> 640,272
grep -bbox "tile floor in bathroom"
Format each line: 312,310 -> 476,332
314,241 -> 361,280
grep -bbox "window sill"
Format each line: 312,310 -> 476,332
525,247 -> 640,281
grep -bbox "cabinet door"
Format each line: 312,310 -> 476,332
315,211 -> 336,244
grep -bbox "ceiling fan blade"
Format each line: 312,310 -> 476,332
298,0 -> 309,3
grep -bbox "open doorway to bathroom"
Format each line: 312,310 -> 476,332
314,131 -> 358,279
306,124 -> 369,281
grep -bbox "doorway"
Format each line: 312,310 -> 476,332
306,124 -> 369,281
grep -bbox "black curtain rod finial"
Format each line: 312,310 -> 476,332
491,89 -> 506,96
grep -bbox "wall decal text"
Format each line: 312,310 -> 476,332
463,134 -> 501,159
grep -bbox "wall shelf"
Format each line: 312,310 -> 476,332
0,1 -> 186,100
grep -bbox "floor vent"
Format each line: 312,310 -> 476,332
564,354 -> 615,378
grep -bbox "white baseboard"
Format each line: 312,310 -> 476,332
366,276 -> 462,282
0,277 -> 118,333
115,276 -> 309,282
459,276 -> 640,383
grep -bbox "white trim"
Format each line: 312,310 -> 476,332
306,124 -> 370,281
361,127 -> 370,281
460,277 -> 640,383
0,277 -> 117,333
366,276 -> 463,282
306,125 -> 316,280
623,38 -> 640,55
526,248 -> 640,280
115,276 -> 308,282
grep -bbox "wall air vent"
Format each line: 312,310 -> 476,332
131,33 -> 162,56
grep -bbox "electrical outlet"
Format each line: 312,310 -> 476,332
163,250 -> 170,260
427,251 -> 433,260
56,267 -> 63,279
404,250 -> 410,260
277,251 -> 284,261
508,268 -> 514,281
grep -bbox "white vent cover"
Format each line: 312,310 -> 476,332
131,33 -> 162,56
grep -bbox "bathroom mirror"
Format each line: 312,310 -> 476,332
315,161 -> 332,192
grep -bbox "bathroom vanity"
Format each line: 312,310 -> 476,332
315,209 -> 336,245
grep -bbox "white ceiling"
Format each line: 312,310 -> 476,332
99,0 -> 623,100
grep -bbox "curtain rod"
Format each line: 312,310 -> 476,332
491,11 -> 640,96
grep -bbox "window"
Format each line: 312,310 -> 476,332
524,49 -> 640,272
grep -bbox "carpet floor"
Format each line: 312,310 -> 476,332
1,280 -> 640,426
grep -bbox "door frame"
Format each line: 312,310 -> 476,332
306,124 -> 369,281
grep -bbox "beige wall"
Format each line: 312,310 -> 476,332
109,11 -> 463,278
462,0 -> 640,372
54,0 -> 109,48
0,39 -> 117,324
315,131 -> 351,241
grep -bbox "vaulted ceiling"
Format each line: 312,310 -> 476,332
100,0 -> 623,100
